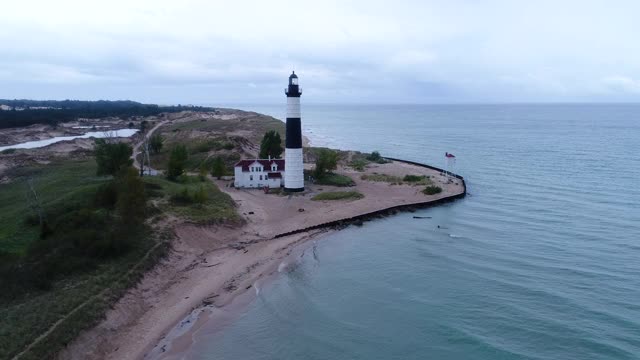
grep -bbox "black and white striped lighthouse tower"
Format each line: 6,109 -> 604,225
284,71 -> 304,192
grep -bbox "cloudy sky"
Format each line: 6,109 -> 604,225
2,0 -> 640,104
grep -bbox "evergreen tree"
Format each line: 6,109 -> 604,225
259,130 -> 283,159
210,156 -> 226,179
94,139 -> 133,176
149,134 -> 164,154
167,145 -> 188,180
116,167 -> 146,227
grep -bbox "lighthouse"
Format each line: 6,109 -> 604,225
284,71 -> 304,192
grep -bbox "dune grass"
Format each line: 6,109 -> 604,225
0,159 -> 168,360
402,174 -> 433,185
143,175 -> 239,224
312,191 -> 364,201
360,173 -> 403,184
0,159 -> 110,255
314,172 -> 355,187
422,185 -> 443,195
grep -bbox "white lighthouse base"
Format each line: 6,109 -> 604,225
284,148 -> 304,191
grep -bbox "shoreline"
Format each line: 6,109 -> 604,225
58,158 -> 466,360
148,233 -> 328,359
147,158 -> 468,359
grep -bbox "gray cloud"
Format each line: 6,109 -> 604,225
2,0 -> 640,104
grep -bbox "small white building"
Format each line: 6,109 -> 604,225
234,159 -> 285,189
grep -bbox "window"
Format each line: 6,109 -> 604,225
265,175 -> 269,180
250,175 -> 253,181
259,175 -> 263,180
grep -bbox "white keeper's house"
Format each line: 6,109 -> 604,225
234,158 -> 285,189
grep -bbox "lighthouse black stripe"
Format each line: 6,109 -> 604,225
285,118 -> 302,148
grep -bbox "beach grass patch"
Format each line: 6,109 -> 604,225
349,158 -> 369,171
361,173 -> 403,184
366,151 -> 389,164
403,174 -> 433,185
144,176 -> 239,224
312,191 -> 364,201
315,173 -> 355,187
422,185 -> 443,195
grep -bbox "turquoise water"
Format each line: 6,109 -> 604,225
193,104 -> 640,359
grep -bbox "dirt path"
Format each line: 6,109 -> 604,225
132,120 -> 169,175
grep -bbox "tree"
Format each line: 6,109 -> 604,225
259,130 -> 283,159
314,149 -> 338,178
198,163 -> 208,181
367,151 -> 383,162
116,167 -> 146,227
210,156 -> 226,179
94,139 -> 134,176
149,134 -> 164,154
167,144 -> 188,180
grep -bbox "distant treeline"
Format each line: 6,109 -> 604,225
0,100 -> 214,129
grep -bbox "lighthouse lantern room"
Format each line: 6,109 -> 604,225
284,71 -> 304,192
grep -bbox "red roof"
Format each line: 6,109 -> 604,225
235,159 -> 285,172
268,172 -> 282,178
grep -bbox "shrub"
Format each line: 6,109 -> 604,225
312,191 -> 364,201
349,158 -> 368,171
210,156 -> 226,179
366,151 -> 388,164
149,134 -> 164,154
94,139 -> 134,176
193,186 -> 208,204
167,145 -> 188,180
93,181 -> 118,208
403,175 -> 425,182
1,148 -> 16,154
315,173 -> 355,187
314,149 -> 338,178
423,185 -> 442,195
170,188 -> 193,205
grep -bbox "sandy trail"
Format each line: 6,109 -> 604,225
131,120 -> 169,174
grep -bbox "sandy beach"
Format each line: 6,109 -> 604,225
57,160 -> 464,360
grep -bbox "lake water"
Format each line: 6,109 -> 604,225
191,104 -> 640,359
0,129 -> 138,152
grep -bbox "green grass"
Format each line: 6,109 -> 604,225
0,234 -> 168,360
0,159 -> 110,255
402,174 -> 433,185
360,173 -> 403,184
422,185 -> 443,195
312,191 -> 364,201
143,176 -> 239,224
0,158 -> 169,360
314,173 -> 355,187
